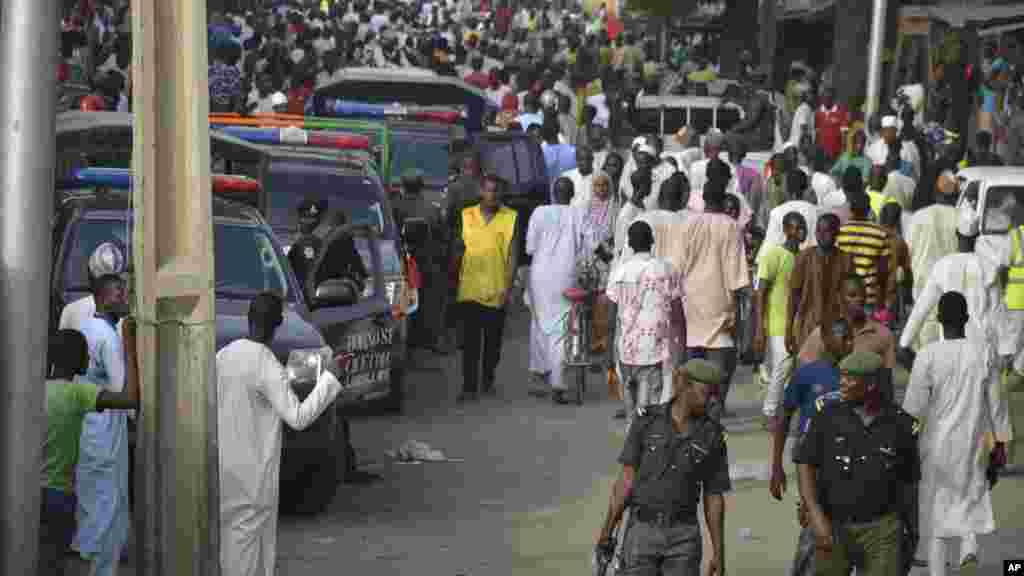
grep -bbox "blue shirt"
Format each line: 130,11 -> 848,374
543,142 -> 577,194
783,360 -> 841,434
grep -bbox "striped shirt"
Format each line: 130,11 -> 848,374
837,220 -> 890,306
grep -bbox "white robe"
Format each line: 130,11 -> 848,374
525,206 -> 582,391
565,169 -> 595,209
218,340 -> 342,576
898,252 -> 999,351
903,338 -> 1011,539
904,205 -> 960,349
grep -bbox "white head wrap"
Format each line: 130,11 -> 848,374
881,115 -> 898,129
89,242 -> 127,279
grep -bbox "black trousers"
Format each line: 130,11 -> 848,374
460,301 -> 507,393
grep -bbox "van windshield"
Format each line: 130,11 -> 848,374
63,219 -> 296,301
982,185 -> 1024,234
390,134 -> 450,187
264,163 -> 391,237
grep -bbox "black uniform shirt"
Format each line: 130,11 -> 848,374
795,402 -> 920,524
393,190 -> 448,258
288,233 -> 323,291
619,405 -> 732,521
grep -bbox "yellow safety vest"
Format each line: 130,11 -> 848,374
866,189 -> 897,221
1007,226 -> 1024,310
457,205 -> 517,308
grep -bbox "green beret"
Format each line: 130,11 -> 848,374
838,351 -> 883,377
683,359 -> 724,386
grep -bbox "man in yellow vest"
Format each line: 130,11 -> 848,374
453,174 -> 521,403
1003,224 -> 1024,467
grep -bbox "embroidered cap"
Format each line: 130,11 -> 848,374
88,242 -> 127,279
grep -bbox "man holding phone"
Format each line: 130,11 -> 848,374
217,292 -> 353,576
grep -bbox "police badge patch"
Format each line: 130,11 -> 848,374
304,246 -> 315,260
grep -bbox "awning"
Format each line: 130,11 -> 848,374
777,0 -> 836,22
901,4 -> 1024,28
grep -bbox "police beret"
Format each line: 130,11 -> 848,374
683,359 -> 724,386
838,351 -> 883,377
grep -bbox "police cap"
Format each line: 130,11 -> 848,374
838,350 -> 883,377
683,359 -> 724,386
297,198 -> 327,219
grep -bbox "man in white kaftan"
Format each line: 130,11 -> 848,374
526,181 -> 582,396
73,245 -> 130,576
902,291 -> 1011,575
903,174 -> 959,350
218,293 -> 345,576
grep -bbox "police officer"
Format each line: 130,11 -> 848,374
796,350 -> 920,576
393,168 -> 451,353
289,197 -> 328,293
596,359 -> 730,576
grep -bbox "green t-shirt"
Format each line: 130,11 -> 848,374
42,378 -> 99,493
757,244 -> 796,337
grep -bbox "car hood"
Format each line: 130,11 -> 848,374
215,299 -> 326,364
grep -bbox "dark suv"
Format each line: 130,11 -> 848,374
51,179 -> 390,512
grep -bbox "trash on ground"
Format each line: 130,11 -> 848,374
387,439 -> 455,463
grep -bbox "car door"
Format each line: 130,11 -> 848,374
304,224 -> 400,405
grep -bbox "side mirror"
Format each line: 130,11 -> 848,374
313,278 -> 359,307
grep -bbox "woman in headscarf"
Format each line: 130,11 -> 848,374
579,170 -> 618,358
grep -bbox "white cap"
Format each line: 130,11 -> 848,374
89,242 -> 127,279
881,115 -> 898,128
270,91 -> 288,106
290,48 -> 305,64
637,144 -> 656,157
631,136 -> 646,149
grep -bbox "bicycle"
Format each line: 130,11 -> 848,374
563,286 -> 594,405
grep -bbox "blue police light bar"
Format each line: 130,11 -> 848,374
212,126 -> 371,149
319,99 -> 462,123
58,167 -> 133,190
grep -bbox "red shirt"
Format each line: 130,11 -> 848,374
501,92 -> 519,112
463,72 -> 491,91
815,104 -> 849,159
287,83 -> 313,115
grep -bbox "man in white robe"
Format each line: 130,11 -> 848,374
218,293 -> 347,576
565,146 -> 595,208
904,172 -> 960,349
526,179 -> 582,400
902,291 -> 1011,575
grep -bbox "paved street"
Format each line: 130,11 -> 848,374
115,304 -> 1024,576
270,305 -> 1024,576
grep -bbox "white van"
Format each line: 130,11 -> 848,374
956,166 -> 1024,236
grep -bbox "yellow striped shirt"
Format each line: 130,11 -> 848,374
837,220 -> 890,305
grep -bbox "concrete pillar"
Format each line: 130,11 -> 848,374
0,0 -> 58,574
865,0 -> 888,117
131,0 -> 219,574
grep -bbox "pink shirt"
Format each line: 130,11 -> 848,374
674,212 -> 750,348
606,253 -> 681,365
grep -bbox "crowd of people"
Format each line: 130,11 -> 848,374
43,0 -> 1024,575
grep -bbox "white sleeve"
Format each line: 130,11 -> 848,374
899,266 -> 943,349
901,350 -> 931,420
526,211 -> 541,256
986,352 -> 1013,443
258,351 -> 342,431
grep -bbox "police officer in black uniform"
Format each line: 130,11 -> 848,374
596,359 -> 731,576
796,350 -> 920,576
289,197 -> 327,294
392,168 -> 452,353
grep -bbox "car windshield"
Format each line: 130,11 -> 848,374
64,219 -> 296,301
982,185 -> 1024,234
264,163 -> 390,236
390,134 -> 449,187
